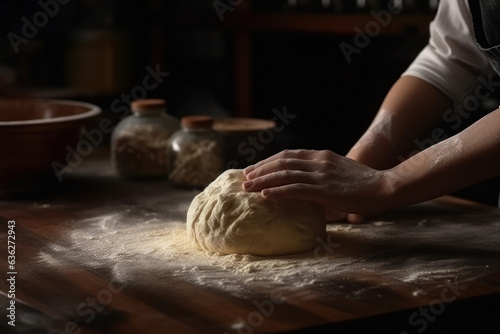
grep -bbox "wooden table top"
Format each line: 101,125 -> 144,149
1,149 -> 499,334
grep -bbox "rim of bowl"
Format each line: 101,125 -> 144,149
0,99 -> 101,127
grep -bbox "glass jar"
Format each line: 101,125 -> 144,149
111,99 -> 180,179
167,116 -> 225,188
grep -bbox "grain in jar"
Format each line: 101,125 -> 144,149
167,116 -> 225,188
112,99 -> 180,179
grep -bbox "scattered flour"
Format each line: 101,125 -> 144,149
36,205 -> 500,299
351,112 -> 394,152
373,221 -> 394,227
34,203 -> 51,208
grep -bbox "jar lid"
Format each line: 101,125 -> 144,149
181,115 -> 214,129
131,99 -> 166,113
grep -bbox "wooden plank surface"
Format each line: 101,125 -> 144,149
1,148 -> 499,334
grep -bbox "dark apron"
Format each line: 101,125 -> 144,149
466,1 -> 500,206
468,0 -> 500,75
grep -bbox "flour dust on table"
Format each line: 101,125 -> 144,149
37,201 -> 500,300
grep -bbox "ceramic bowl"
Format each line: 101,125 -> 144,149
0,99 -> 101,197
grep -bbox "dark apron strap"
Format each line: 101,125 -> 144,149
467,0 -> 500,73
467,0 -> 489,47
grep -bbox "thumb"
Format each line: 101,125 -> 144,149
347,213 -> 365,224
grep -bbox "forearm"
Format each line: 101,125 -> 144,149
347,75 -> 452,169
386,108 -> 500,209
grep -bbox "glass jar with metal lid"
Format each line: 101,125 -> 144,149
167,115 -> 225,188
111,99 -> 180,179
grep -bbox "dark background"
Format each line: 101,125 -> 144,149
0,0 -> 498,205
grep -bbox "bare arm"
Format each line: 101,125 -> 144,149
346,75 -> 453,169
334,75 -> 452,222
387,108 -> 500,209
242,109 -> 500,216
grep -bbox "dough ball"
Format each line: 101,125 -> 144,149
186,169 -> 326,256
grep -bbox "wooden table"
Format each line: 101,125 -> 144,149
1,149 -> 499,334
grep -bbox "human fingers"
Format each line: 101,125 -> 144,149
325,207 -> 347,222
347,214 -> 365,224
259,183 -> 332,207
245,157 -> 322,181
243,170 -> 321,192
243,149 -> 336,176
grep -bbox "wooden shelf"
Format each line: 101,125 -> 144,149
209,7 -> 436,117
222,12 -> 434,35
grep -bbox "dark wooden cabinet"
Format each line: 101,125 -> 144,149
218,0 -> 434,116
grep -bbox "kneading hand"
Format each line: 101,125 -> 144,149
242,150 -> 394,218
324,207 -> 366,224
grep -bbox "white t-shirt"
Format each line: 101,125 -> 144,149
403,0 -> 500,206
402,0 -> 493,102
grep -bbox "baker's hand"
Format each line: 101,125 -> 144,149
325,207 -> 366,224
242,150 -> 394,217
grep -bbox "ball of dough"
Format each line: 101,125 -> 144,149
186,169 -> 326,256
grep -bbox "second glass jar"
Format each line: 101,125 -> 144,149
167,116 -> 225,188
